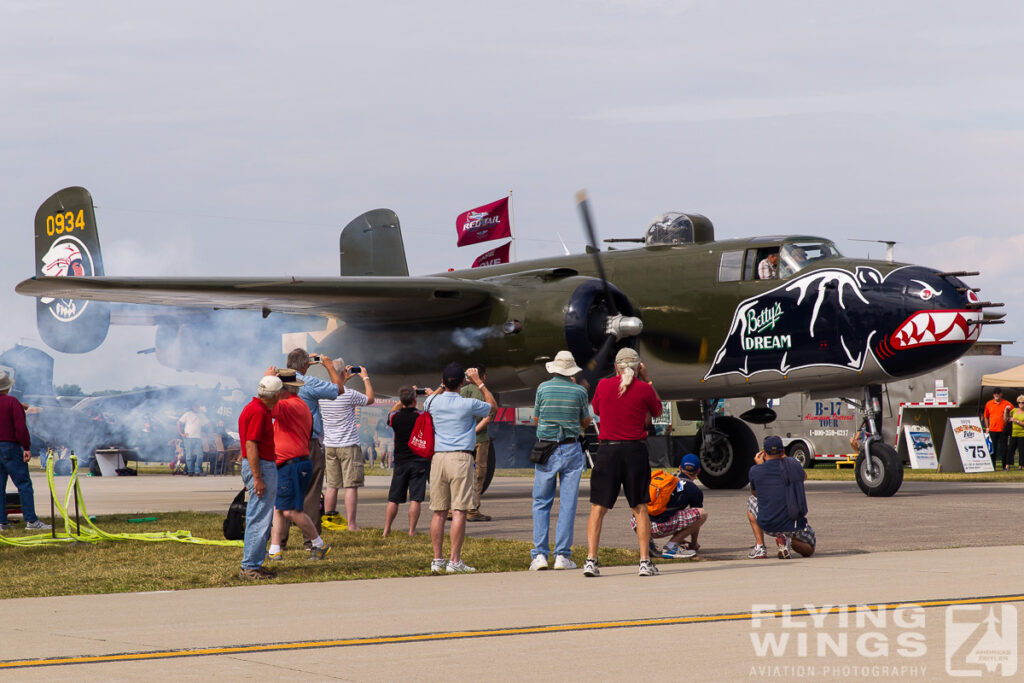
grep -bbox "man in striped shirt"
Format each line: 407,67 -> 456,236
320,360 -> 374,531
529,351 -> 591,571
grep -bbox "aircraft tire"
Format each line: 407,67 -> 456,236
787,441 -> 814,469
696,416 -> 757,489
855,442 -> 903,497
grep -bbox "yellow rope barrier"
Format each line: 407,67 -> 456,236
0,456 -> 241,548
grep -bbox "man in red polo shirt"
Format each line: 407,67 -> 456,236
584,348 -> 663,578
238,374 -> 284,580
267,368 -> 330,561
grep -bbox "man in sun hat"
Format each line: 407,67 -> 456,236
238,373 -> 284,580
584,347 -> 663,578
0,371 -> 51,532
529,351 -> 591,571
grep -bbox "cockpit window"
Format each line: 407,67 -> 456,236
778,241 -> 840,277
645,212 -> 694,246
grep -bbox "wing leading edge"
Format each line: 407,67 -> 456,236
16,275 -> 498,324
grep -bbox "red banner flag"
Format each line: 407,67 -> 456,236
456,196 -> 511,246
471,241 -> 511,268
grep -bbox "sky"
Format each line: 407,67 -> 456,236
1,1 -> 1022,392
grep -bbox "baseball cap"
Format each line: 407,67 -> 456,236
258,375 -> 283,394
680,453 -> 701,473
763,435 -> 784,455
442,362 -> 465,383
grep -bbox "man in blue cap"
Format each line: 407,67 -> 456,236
630,452 -> 708,560
748,435 -> 815,559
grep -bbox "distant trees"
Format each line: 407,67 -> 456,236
54,384 -> 85,396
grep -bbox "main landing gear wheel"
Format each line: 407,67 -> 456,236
697,415 -> 757,489
855,441 -> 904,497
787,441 -> 814,469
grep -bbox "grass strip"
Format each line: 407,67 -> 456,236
0,511 -> 644,600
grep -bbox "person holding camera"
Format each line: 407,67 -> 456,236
424,362 -> 496,574
460,365 -> 495,522
529,351 -> 590,571
383,386 -> 426,537
584,348 -> 663,578
286,348 -> 343,546
748,435 -> 815,559
320,359 -> 374,531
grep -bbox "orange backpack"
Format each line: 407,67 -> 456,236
647,469 -> 679,516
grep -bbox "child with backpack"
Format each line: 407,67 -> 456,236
630,453 -> 708,559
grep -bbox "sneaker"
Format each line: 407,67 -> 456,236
638,559 -> 659,576
25,520 -> 51,530
239,568 -> 269,581
267,550 -> 284,561
648,539 -> 659,556
661,544 -> 697,560
308,543 -> 331,561
529,554 -> 549,571
446,560 -> 476,574
466,510 -> 492,522
430,558 -> 447,574
582,557 -> 600,577
776,535 -> 792,560
748,544 -> 767,559
553,555 -> 577,570
256,566 -> 277,578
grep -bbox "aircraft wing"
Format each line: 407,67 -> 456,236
16,275 -> 498,324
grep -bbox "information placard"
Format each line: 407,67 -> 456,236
948,417 -> 994,473
903,425 -> 938,469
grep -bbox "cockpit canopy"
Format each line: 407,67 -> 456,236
644,212 -> 715,246
778,240 -> 841,277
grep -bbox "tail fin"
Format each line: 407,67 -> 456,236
34,187 -> 110,353
339,209 -> 409,276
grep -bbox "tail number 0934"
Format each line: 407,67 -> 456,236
45,210 -> 86,236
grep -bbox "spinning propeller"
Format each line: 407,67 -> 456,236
575,190 -> 644,389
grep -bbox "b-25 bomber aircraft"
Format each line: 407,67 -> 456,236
16,187 -> 1001,496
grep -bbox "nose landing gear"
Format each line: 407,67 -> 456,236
852,384 -> 904,497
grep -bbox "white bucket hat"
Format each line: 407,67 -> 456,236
0,371 -> 11,392
545,351 -> 582,377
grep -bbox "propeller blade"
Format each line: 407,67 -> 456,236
583,333 -> 618,393
575,190 -> 618,317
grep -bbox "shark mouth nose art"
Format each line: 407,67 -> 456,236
888,309 -> 982,350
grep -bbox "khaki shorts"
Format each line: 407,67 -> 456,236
429,451 -> 475,512
325,445 -> 364,489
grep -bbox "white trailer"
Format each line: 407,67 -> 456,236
722,348 -> 1022,468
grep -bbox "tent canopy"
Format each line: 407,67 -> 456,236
981,363 -> 1024,388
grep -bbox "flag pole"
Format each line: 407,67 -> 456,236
508,189 -> 517,263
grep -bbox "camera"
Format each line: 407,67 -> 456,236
349,366 -> 362,374
415,387 -> 427,395
309,354 -> 322,363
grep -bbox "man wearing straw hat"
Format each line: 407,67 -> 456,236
584,348 -> 662,578
0,371 -> 51,531
529,351 -> 591,571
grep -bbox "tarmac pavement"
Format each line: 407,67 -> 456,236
3,470 -> 1024,680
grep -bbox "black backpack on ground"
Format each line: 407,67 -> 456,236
223,488 -> 247,540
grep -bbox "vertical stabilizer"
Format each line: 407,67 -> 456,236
34,187 -> 110,353
339,209 -> 409,276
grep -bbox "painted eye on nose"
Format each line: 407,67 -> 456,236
909,279 -> 941,301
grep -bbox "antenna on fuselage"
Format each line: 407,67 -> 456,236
851,239 -> 901,263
